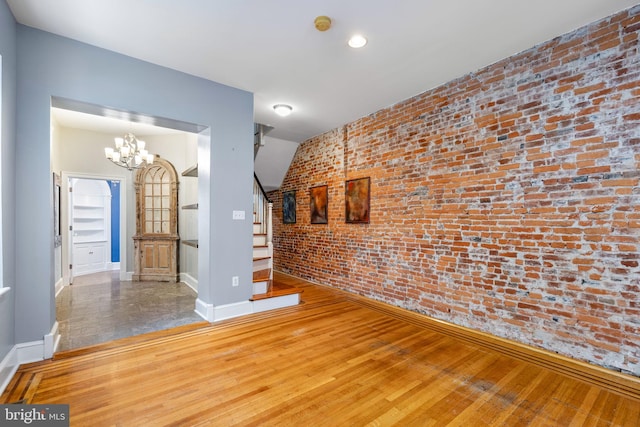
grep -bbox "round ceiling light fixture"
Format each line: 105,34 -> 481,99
273,104 -> 293,117
348,34 -> 368,48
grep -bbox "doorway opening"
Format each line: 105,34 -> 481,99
51,101 -> 205,352
60,172 -> 128,286
68,178 -> 117,282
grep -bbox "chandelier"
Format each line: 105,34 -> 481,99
104,133 -> 155,170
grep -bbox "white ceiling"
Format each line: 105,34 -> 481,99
9,0 -> 638,142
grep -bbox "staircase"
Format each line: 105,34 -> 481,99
251,196 -> 272,296
250,175 -> 301,311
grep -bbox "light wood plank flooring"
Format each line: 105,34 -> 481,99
3,272 -> 639,426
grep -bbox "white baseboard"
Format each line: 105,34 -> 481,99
0,322 -> 62,395
110,262 -> 120,271
0,322 -> 60,395
180,273 -> 198,292
0,342 -> 45,397
15,340 -> 45,364
195,295 -> 299,323
121,271 -> 133,281
195,299 -> 253,322
0,347 -> 18,397
253,293 -> 300,313
44,321 -> 60,359
74,266 -> 108,277
195,298 -> 213,322
195,298 -> 213,321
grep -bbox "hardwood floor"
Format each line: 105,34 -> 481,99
3,272 -> 639,426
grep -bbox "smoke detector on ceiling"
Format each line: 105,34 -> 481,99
314,16 -> 332,31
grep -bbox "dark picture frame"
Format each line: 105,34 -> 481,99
282,190 -> 296,224
309,185 -> 328,224
345,177 -> 370,224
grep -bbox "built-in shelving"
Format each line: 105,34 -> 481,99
72,198 -> 107,244
182,240 -> 199,248
181,164 -> 198,177
181,165 -> 198,249
70,181 -> 110,276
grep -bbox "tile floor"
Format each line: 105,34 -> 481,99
56,271 -> 203,352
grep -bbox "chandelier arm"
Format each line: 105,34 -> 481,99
105,132 -> 155,171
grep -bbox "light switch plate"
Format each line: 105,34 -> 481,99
232,210 -> 245,220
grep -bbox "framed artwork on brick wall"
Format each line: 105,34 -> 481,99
283,190 -> 296,224
309,185 -> 328,224
345,177 -> 370,224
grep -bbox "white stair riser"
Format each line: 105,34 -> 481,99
253,223 -> 262,234
253,280 -> 268,295
253,293 -> 300,312
253,246 -> 270,258
253,235 -> 267,246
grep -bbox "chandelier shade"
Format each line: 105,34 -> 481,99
105,132 -> 155,170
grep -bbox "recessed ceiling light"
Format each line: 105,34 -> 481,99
348,34 -> 367,48
273,104 -> 293,117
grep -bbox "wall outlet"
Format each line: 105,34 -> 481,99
232,276 -> 239,287
232,210 -> 245,220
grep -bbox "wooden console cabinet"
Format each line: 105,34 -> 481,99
133,157 -> 180,282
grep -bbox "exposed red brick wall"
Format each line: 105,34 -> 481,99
270,5 -> 640,375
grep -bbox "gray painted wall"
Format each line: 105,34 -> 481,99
0,0 -> 17,362
15,25 -> 254,343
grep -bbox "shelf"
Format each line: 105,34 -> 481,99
181,165 -> 198,250
182,240 -> 199,248
182,164 -> 198,177
72,194 -> 106,250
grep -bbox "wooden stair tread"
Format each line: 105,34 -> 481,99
253,256 -> 271,262
250,282 -> 303,301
